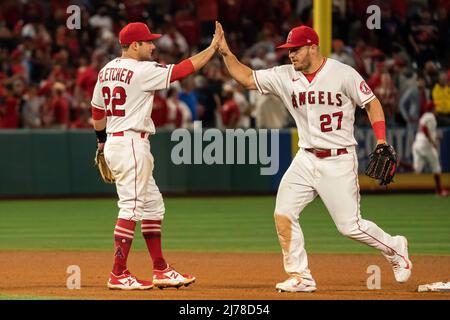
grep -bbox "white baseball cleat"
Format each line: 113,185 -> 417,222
383,236 -> 412,283
107,269 -> 153,290
153,265 -> 196,289
275,275 -> 317,293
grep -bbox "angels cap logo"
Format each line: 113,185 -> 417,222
287,31 -> 293,43
360,81 -> 372,95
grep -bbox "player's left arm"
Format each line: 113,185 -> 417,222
364,97 -> 399,185
364,97 -> 386,145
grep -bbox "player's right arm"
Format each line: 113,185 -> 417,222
216,23 -> 257,90
91,80 -> 107,149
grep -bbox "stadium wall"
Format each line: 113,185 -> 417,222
0,127 -> 449,197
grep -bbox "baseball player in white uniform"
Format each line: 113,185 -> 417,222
412,105 -> 448,196
216,23 -> 412,292
91,22 -> 223,290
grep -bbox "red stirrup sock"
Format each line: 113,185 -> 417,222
434,174 -> 443,193
142,219 -> 167,270
112,218 -> 136,275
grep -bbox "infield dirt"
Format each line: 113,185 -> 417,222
1,251 -> 449,300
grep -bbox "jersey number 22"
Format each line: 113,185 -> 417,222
102,86 -> 127,117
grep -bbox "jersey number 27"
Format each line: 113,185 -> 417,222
102,86 -> 127,117
320,111 -> 343,132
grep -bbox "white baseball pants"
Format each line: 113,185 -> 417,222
104,131 -> 165,221
412,141 -> 441,173
274,148 -> 403,277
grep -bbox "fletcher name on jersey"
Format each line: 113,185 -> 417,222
98,67 -> 134,84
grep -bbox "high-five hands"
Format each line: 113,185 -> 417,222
210,21 -> 224,50
215,22 -> 231,56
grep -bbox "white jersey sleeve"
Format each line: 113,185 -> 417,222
91,80 -> 105,110
139,62 -> 174,92
252,66 -> 284,96
343,66 -> 375,107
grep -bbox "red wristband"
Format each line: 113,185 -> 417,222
170,59 -> 195,83
372,121 -> 386,141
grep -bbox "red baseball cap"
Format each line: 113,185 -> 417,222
119,22 -> 161,45
277,25 -> 319,49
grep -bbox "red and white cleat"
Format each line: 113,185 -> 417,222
382,236 -> 412,283
153,265 -> 196,289
275,275 -> 317,293
107,269 -> 153,290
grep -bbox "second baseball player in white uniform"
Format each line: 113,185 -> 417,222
412,106 -> 448,196
92,22 -> 223,290
217,23 -> 412,292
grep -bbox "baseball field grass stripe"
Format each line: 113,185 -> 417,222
0,195 -> 448,254
0,293 -> 67,300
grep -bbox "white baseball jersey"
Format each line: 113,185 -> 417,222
412,112 -> 441,173
253,58 -> 375,149
91,58 -> 174,134
415,112 -> 437,146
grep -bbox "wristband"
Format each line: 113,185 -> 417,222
95,128 -> 107,143
372,121 -> 386,141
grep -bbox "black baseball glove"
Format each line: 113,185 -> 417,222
365,143 -> 398,186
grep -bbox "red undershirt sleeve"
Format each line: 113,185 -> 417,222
91,106 -> 106,120
169,59 -> 195,83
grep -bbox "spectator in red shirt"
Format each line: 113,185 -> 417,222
75,52 -> 103,102
49,82 -> 70,129
0,81 -> 21,128
220,83 -> 240,129
151,92 -> 169,128
10,49 -> 27,80
175,7 -> 200,49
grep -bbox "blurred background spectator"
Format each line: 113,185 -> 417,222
432,70 -> 450,126
166,86 -> 192,129
399,73 -> 431,131
0,0 -> 449,131
220,83 -> 240,129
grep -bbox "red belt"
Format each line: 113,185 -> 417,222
112,131 -> 147,138
305,148 -> 348,159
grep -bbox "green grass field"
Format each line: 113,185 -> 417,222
0,195 -> 449,254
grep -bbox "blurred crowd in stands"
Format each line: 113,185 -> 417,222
0,0 -> 449,130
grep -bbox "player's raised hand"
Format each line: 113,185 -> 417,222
210,21 -> 224,50
216,23 -> 231,56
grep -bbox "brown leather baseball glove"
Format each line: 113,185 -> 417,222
94,147 -> 115,184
